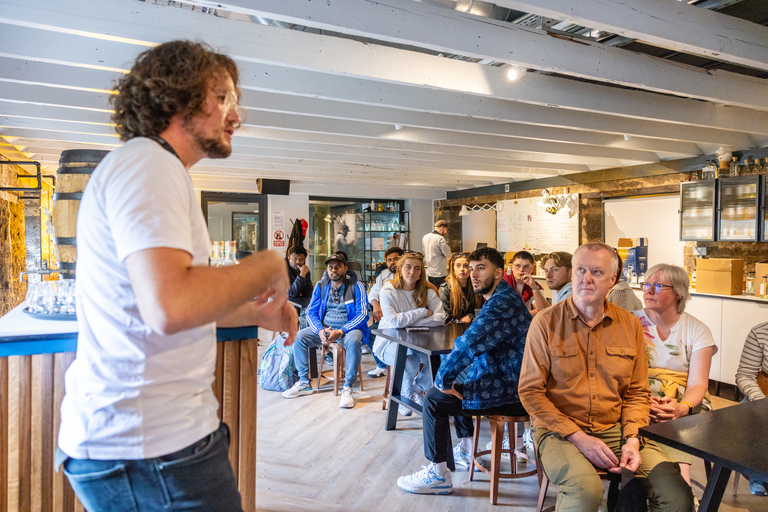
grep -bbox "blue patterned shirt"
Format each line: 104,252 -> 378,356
436,279 -> 532,409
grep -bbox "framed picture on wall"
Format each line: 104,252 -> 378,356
232,211 -> 259,254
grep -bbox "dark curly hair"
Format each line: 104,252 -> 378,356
111,40 -> 240,141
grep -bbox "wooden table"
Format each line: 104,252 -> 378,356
372,323 -> 468,431
0,302 -> 260,512
640,399 -> 768,512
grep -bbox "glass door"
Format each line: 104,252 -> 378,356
717,176 -> 759,241
680,181 -> 716,241
201,191 -> 267,258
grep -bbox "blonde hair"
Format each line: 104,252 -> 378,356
391,252 -> 437,308
446,252 -> 480,318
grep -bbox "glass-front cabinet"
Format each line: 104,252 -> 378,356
680,181 -> 717,241
717,176 -> 760,241
355,210 -> 410,284
762,174 -> 768,242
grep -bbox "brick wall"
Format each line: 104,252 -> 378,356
0,156 -> 27,315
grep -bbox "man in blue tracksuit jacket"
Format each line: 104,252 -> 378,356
282,253 -> 369,409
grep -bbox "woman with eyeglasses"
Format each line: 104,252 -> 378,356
373,252 -> 446,416
439,253 -> 483,324
633,263 -> 717,485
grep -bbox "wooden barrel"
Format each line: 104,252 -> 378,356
52,149 -> 110,277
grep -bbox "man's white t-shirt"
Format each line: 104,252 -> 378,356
58,137 -> 219,460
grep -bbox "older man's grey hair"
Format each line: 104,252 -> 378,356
573,242 -> 620,276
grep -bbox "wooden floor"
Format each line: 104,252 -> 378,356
255,332 -> 766,511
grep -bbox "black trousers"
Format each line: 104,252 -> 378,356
427,275 -> 446,288
422,385 -> 527,464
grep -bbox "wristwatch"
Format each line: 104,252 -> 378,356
622,433 -> 646,447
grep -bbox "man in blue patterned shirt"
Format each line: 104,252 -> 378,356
397,247 -> 532,495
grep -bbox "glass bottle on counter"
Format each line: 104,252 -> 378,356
760,276 -> 768,298
746,272 -> 756,294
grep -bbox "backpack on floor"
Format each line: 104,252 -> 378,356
258,335 -> 299,392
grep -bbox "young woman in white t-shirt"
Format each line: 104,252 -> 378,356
373,252 -> 446,415
633,263 -> 717,485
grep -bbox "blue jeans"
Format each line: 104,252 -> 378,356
379,341 -> 430,399
294,327 -> 363,388
61,423 -> 242,512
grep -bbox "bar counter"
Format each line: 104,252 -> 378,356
0,302 -> 260,512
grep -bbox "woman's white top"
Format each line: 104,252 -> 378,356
633,310 -> 718,373
372,283 -> 446,360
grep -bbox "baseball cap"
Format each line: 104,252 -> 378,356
324,254 -> 348,265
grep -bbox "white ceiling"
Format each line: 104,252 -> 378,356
1,0 -> 767,199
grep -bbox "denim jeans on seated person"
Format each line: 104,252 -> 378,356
293,327 -> 363,388
60,422 -> 242,512
379,341 -> 430,399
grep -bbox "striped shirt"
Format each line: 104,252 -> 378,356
735,321 -> 768,402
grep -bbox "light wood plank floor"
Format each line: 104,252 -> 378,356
255,333 -> 766,511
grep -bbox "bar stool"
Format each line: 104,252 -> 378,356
470,414 -> 537,505
534,446 -> 620,512
317,342 -> 363,396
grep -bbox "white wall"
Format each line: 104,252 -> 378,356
268,194 -> 310,257
604,195 -> 685,268
461,209 -> 497,251
407,199 -> 434,252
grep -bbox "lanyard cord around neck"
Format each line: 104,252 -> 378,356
148,135 -> 181,162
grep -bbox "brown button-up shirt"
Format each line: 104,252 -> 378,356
519,297 -> 650,438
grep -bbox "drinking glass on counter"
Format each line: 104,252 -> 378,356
25,279 -> 76,315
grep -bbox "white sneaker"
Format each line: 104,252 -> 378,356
399,404 -> 412,417
452,443 -> 472,471
367,366 -> 388,378
339,387 -> 355,408
485,435 -> 511,460
523,428 -> 534,450
409,390 -> 425,406
361,345 -> 371,354
397,464 -> 453,495
282,380 -> 313,399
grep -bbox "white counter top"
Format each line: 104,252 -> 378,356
0,301 -> 78,339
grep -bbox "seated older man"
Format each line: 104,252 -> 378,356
519,242 -> 693,512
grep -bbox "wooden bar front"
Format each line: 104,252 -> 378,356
0,338 -> 259,512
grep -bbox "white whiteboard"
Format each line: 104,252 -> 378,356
461,209 -> 497,250
604,195 -> 684,268
496,197 -> 579,253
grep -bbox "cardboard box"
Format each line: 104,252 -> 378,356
755,261 -> 768,297
696,258 -> 744,295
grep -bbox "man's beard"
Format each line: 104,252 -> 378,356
388,265 -> 397,274
329,272 -> 344,282
196,132 -> 231,159
473,277 -> 494,295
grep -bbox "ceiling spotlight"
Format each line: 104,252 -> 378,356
394,124 -> 403,131
507,68 -> 518,81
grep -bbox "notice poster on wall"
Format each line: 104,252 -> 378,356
496,197 -> 579,253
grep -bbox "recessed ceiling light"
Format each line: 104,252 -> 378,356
507,68 -> 518,81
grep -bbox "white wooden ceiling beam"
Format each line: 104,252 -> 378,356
3,0 -> 768,133
2,55 -> 762,147
182,0 -> 768,110
496,0 -> 768,72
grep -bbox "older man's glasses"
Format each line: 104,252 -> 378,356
642,282 -> 674,293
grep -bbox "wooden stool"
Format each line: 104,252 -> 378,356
317,342 -> 363,396
382,365 -> 392,410
534,443 -> 621,512
470,414 -> 537,505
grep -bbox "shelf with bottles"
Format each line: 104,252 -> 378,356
355,211 -> 409,233
717,175 -> 760,241
680,181 -> 717,242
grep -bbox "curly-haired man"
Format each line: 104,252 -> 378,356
55,41 -> 297,511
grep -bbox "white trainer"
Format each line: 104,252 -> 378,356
399,404 -> 412,417
339,387 -> 355,408
282,380 -> 313,399
367,366 -> 388,378
452,443 -> 472,471
397,464 -> 453,495
485,435 -> 511,460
